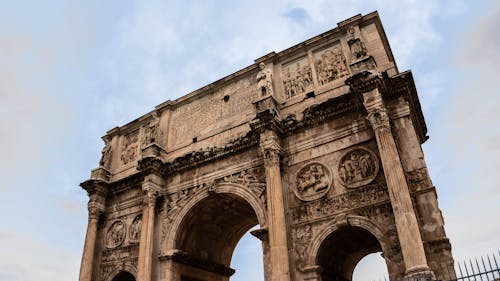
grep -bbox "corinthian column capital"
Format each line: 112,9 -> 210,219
362,88 -> 391,130
260,130 -> 282,167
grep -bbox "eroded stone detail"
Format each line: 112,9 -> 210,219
141,113 -> 160,147
99,141 -> 112,168
222,167 -> 267,205
314,45 -> 349,86
291,183 -> 389,224
256,62 -> 274,97
129,215 -> 142,243
282,58 -> 313,99
294,162 -> 332,201
120,131 -> 139,165
339,147 -> 379,188
106,220 -> 126,249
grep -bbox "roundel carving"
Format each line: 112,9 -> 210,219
338,147 -> 379,188
294,162 -> 332,201
106,220 -> 125,248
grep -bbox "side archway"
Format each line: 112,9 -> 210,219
308,215 -> 389,281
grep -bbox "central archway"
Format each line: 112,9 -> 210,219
111,271 -> 136,281
317,225 -> 384,281
173,188 -> 265,281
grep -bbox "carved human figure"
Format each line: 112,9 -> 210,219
256,62 -> 274,97
339,148 -> 379,188
107,221 -> 125,248
295,163 -> 331,201
99,142 -> 112,167
349,38 -> 367,59
130,216 -> 142,242
142,115 -> 159,146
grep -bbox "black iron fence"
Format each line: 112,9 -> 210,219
449,251 -> 500,281
372,251 -> 500,281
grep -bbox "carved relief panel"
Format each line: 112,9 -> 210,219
129,215 -> 142,243
282,56 -> 313,99
293,162 -> 332,201
313,43 -> 349,86
338,147 -> 379,188
120,131 -> 139,165
106,220 -> 126,249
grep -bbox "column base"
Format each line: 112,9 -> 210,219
403,269 -> 436,281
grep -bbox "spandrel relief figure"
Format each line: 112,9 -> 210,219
339,148 -> 379,188
256,62 -> 274,97
295,163 -> 332,201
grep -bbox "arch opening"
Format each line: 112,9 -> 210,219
111,271 -> 135,281
175,193 -> 261,281
317,225 -> 386,281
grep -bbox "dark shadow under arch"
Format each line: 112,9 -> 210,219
317,225 -> 384,281
111,271 -> 135,281
175,192 -> 260,272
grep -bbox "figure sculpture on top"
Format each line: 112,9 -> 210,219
256,62 -> 274,97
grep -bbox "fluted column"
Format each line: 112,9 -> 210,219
260,129 -> 290,281
79,184 -> 107,281
137,175 -> 162,281
363,88 -> 434,279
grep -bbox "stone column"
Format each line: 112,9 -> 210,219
363,87 -> 434,280
137,175 -> 162,281
260,129 -> 290,281
79,182 -> 107,281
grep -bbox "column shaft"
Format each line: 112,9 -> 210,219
79,216 -> 99,281
137,196 -> 156,281
363,88 -> 430,274
261,130 -> 290,281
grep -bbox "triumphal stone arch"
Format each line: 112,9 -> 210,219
79,12 -> 455,281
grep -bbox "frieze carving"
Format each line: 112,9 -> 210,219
294,224 -> 312,243
314,45 -> 349,86
142,113 -> 160,147
120,131 -> 139,165
106,220 -> 126,249
283,59 -> 313,99
129,215 -> 142,243
256,62 -> 274,97
338,147 -> 379,188
291,183 -> 388,224
163,131 -> 259,175
294,162 -> 332,201
102,244 -> 139,263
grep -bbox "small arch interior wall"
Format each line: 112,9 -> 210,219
317,226 -> 383,281
176,193 -> 259,267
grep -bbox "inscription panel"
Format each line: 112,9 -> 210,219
168,77 -> 255,147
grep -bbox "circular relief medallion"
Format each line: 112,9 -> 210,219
129,215 -> 142,243
294,162 -> 332,201
338,147 -> 379,188
106,220 -> 125,248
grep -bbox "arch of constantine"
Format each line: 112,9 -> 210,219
79,12 -> 455,281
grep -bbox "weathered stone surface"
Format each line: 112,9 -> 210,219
78,11 -> 454,281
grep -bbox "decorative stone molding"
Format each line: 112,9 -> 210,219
338,147 -> 379,188
294,162 -> 332,201
106,220 -> 126,249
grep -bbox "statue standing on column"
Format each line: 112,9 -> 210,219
256,62 -> 274,97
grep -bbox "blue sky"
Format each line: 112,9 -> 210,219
0,1 -> 499,280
